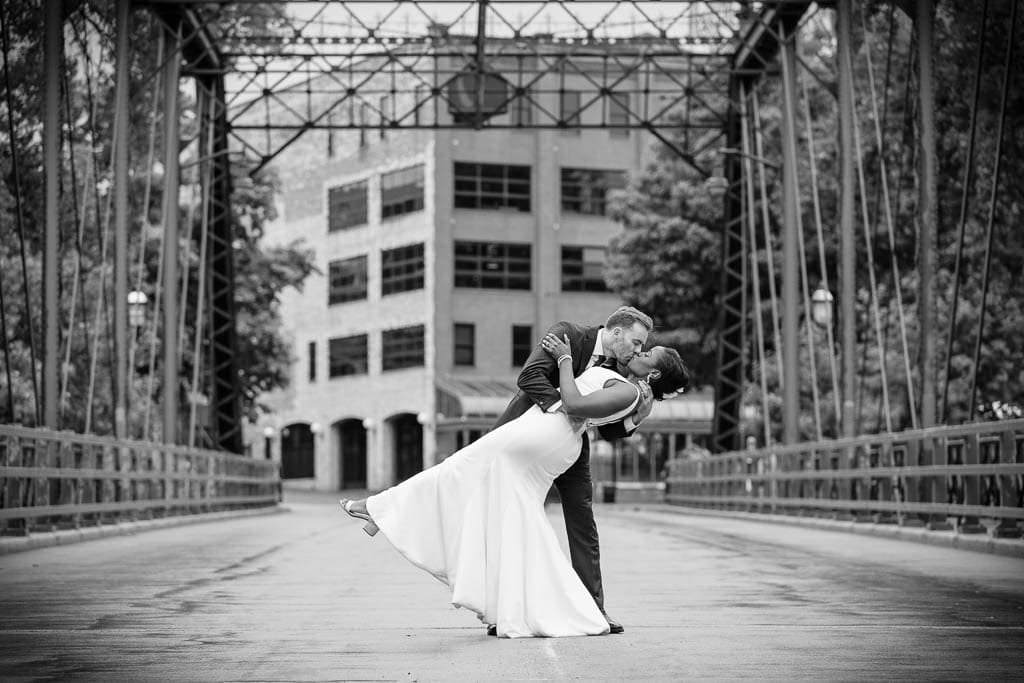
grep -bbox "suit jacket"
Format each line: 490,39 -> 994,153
492,320 -> 637,442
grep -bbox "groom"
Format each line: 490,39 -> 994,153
491,305 -> 655,635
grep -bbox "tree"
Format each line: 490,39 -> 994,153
0,1 -> 316,439
603,1 -> 1024,444
604,154 -> 722,389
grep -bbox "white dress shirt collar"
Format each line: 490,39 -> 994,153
591,330 -> 606,358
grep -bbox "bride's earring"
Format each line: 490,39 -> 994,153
646,370 -> 661,383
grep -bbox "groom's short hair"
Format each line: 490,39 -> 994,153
605,306 -> 653,332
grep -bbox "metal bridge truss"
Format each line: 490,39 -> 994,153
38,1 -> 830,451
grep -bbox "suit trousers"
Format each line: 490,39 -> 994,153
553,432 -> 605,611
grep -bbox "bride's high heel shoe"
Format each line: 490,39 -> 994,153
339,499 -> 379,537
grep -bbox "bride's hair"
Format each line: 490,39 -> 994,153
649,348 -> 690,400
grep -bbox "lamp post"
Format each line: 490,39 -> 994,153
811,286 -> 835,328
127,290 -> 148,329
262,426 -> 275,460
704,172 -> 729,200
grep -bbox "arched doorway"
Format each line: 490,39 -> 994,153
281,422 -> 315,479
390,413 -> 422,483
337,418 -> 367,489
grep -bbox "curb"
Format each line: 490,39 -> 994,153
614,503 -> 1024,560
0,505 -> 287,556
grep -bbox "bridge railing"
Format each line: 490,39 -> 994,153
665,418 -> 1024,538
0,425 -> 280,535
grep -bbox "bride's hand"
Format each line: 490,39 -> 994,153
634,380 -> 655,421
540,333 -> 572,360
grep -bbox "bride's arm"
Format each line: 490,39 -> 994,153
541,333 -> 639,419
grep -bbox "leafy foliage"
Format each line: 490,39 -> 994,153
603,2 -> 1024,443
0,1 -> 314,439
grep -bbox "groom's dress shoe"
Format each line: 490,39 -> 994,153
603,612 -> 624,634
486,624 -> 497,637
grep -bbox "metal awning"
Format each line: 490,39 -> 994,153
639,390 -> 714,434
436,375 -> 713,434
435,375 -> 519,428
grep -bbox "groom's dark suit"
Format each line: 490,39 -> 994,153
493,320 -> 637,611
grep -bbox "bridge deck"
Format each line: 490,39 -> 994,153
1,491 -> 1022,680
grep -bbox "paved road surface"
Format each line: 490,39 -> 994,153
1,490 -> 1022,681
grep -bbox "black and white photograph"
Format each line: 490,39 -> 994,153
1,0 -> 1023,680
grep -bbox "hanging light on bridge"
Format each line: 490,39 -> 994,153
127,290 -> 149,328
811,286 -> 835,327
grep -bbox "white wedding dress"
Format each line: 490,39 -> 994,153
365,367 -> 640,638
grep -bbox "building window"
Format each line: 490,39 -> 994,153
608,93 -> 630,137
512,325 -> 533,366
561,246 -> 609,292
560,168 -> 627,216
382,324 -> 425,371
560,90 -> 581,134
453,162 -> 531,212
308,341 -> 317,382
454,241 -> 531,290
327,180 -> 368,231
381,242 -> 425,296
328,334 -> 368,377
510,88 -> 533,126
454,323 -> 475,366
328,255 -> 368,305
381,164 -> 425,219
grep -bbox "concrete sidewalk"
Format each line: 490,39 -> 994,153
1,490 -> 1022,681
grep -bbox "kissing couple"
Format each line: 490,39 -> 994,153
340,306 -> 689,638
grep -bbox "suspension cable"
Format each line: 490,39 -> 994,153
140,209 -> 166,442
740,85 -> 772,448
59,58 -> 96,423
177,169 -> 199,440
859,17 -> 919,429
750,88 -> 784,385
800,73 -> 841,428
188,95 -> 215,447
968,0 -> 1016,421
177,170 -> 198,367
0,258 -> 10,421
844,38 -> 893,433
859,7 -> 918,429
0,230 -> 10,420
78,10 -> 117,434
779,44 -> 823,441
0,0 -> 41,423
127,26 -> 163,405
941,0 -> 988,422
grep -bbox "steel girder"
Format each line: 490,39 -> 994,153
197,75 -> 245,454
711,77 -> 746,454
135,0 -> 820,454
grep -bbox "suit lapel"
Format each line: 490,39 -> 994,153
575,326 -> 600,376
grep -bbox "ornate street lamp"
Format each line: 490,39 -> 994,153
262,426 -> 275,460
811,286 -> 835,327
127,290 -> 148,328
704,172 -> 729,200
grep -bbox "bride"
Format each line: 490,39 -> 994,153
339,332 -> 689,638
